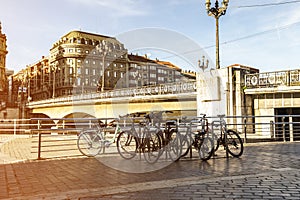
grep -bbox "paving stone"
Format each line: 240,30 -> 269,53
0,141 -> 300,199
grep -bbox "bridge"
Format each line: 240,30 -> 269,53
27,81 -> 197,120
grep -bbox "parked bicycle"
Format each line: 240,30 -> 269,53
77,118 -> 121,157
146,111 -> 182,161
116,113 -> 162,164
179,114 -> 214,161
212,115 -> 244,157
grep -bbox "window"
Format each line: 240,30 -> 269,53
77,68 -> 81,74
77,78 -> 81,85
85,68 -> 89,75
114,71 -> 117,77
107,71 -> 110,77
85,60 -> 89,64
77,49 -> 82,53
69,67 -> 73,74
69,49 -> 73,53
92,69 -> 96,75
85,50 -> 89,54
93,61 -> 96,65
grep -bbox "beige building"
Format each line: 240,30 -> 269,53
245,69 -> 300,140
11,30 -> 195,110
0,22 -> 8,108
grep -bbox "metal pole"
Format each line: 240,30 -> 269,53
205,0 -> 229,69
215,17 -> 220,69
224,122 -> 229,158
13,119 -> 17,136
289,116 -> 294,142
282,117 -> 286,142
52,66 -> 55,98
270,120 -> 275,139
243,118 -> 247,144
101,53 -> 106,92
38,132 -> 42,160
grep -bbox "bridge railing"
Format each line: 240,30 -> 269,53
1,114 -> 300,160
29,117 -> 116,160
1,114 -> 299,141
27,80 -> 197,107
211,115 -> 300,143
0,119 -> 31,135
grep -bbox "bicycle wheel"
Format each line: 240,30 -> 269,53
77,130 -> 102,157
117,131 -> 137,159
226,129 -> 244,157
198,136 -> 213,161
143,131 -> 162,164
167,130 -> 182,161
210,130 -> 220,152
179,132 -> 192,157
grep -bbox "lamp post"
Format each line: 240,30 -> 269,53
98,42 -> 111,92
205,0 -> 229,69
52,62 -> 59,98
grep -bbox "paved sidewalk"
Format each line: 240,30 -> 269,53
0,141 -> 299,199
0,135 -> 32,164
0,134 -> 82,164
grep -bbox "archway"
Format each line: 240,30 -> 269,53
58,112 -> 98,130
29,113 -> 55,129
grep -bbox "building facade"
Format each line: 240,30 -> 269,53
126,54 -> 191,88
49,31 -> 128,97
245,69 -> 300,139
10,30 -> 195,105
0,22 -> 8,110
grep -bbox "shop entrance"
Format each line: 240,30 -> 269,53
275,108 -> 300,141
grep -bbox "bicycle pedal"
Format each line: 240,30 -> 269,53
104,140 -> 111,147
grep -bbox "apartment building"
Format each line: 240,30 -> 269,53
0,22 -> 8,109
11,30 -> 195,103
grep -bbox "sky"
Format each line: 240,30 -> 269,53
1,0 -> 300,73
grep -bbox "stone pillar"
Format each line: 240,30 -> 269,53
197,68 -> 226,117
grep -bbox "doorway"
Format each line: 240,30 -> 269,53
275,108 -> 300,141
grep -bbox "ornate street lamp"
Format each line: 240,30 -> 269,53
205,0 -> 229,69
51,62 -> 59,98
98,41 -> 111,92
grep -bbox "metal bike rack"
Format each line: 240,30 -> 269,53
211,118 -> 229,158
